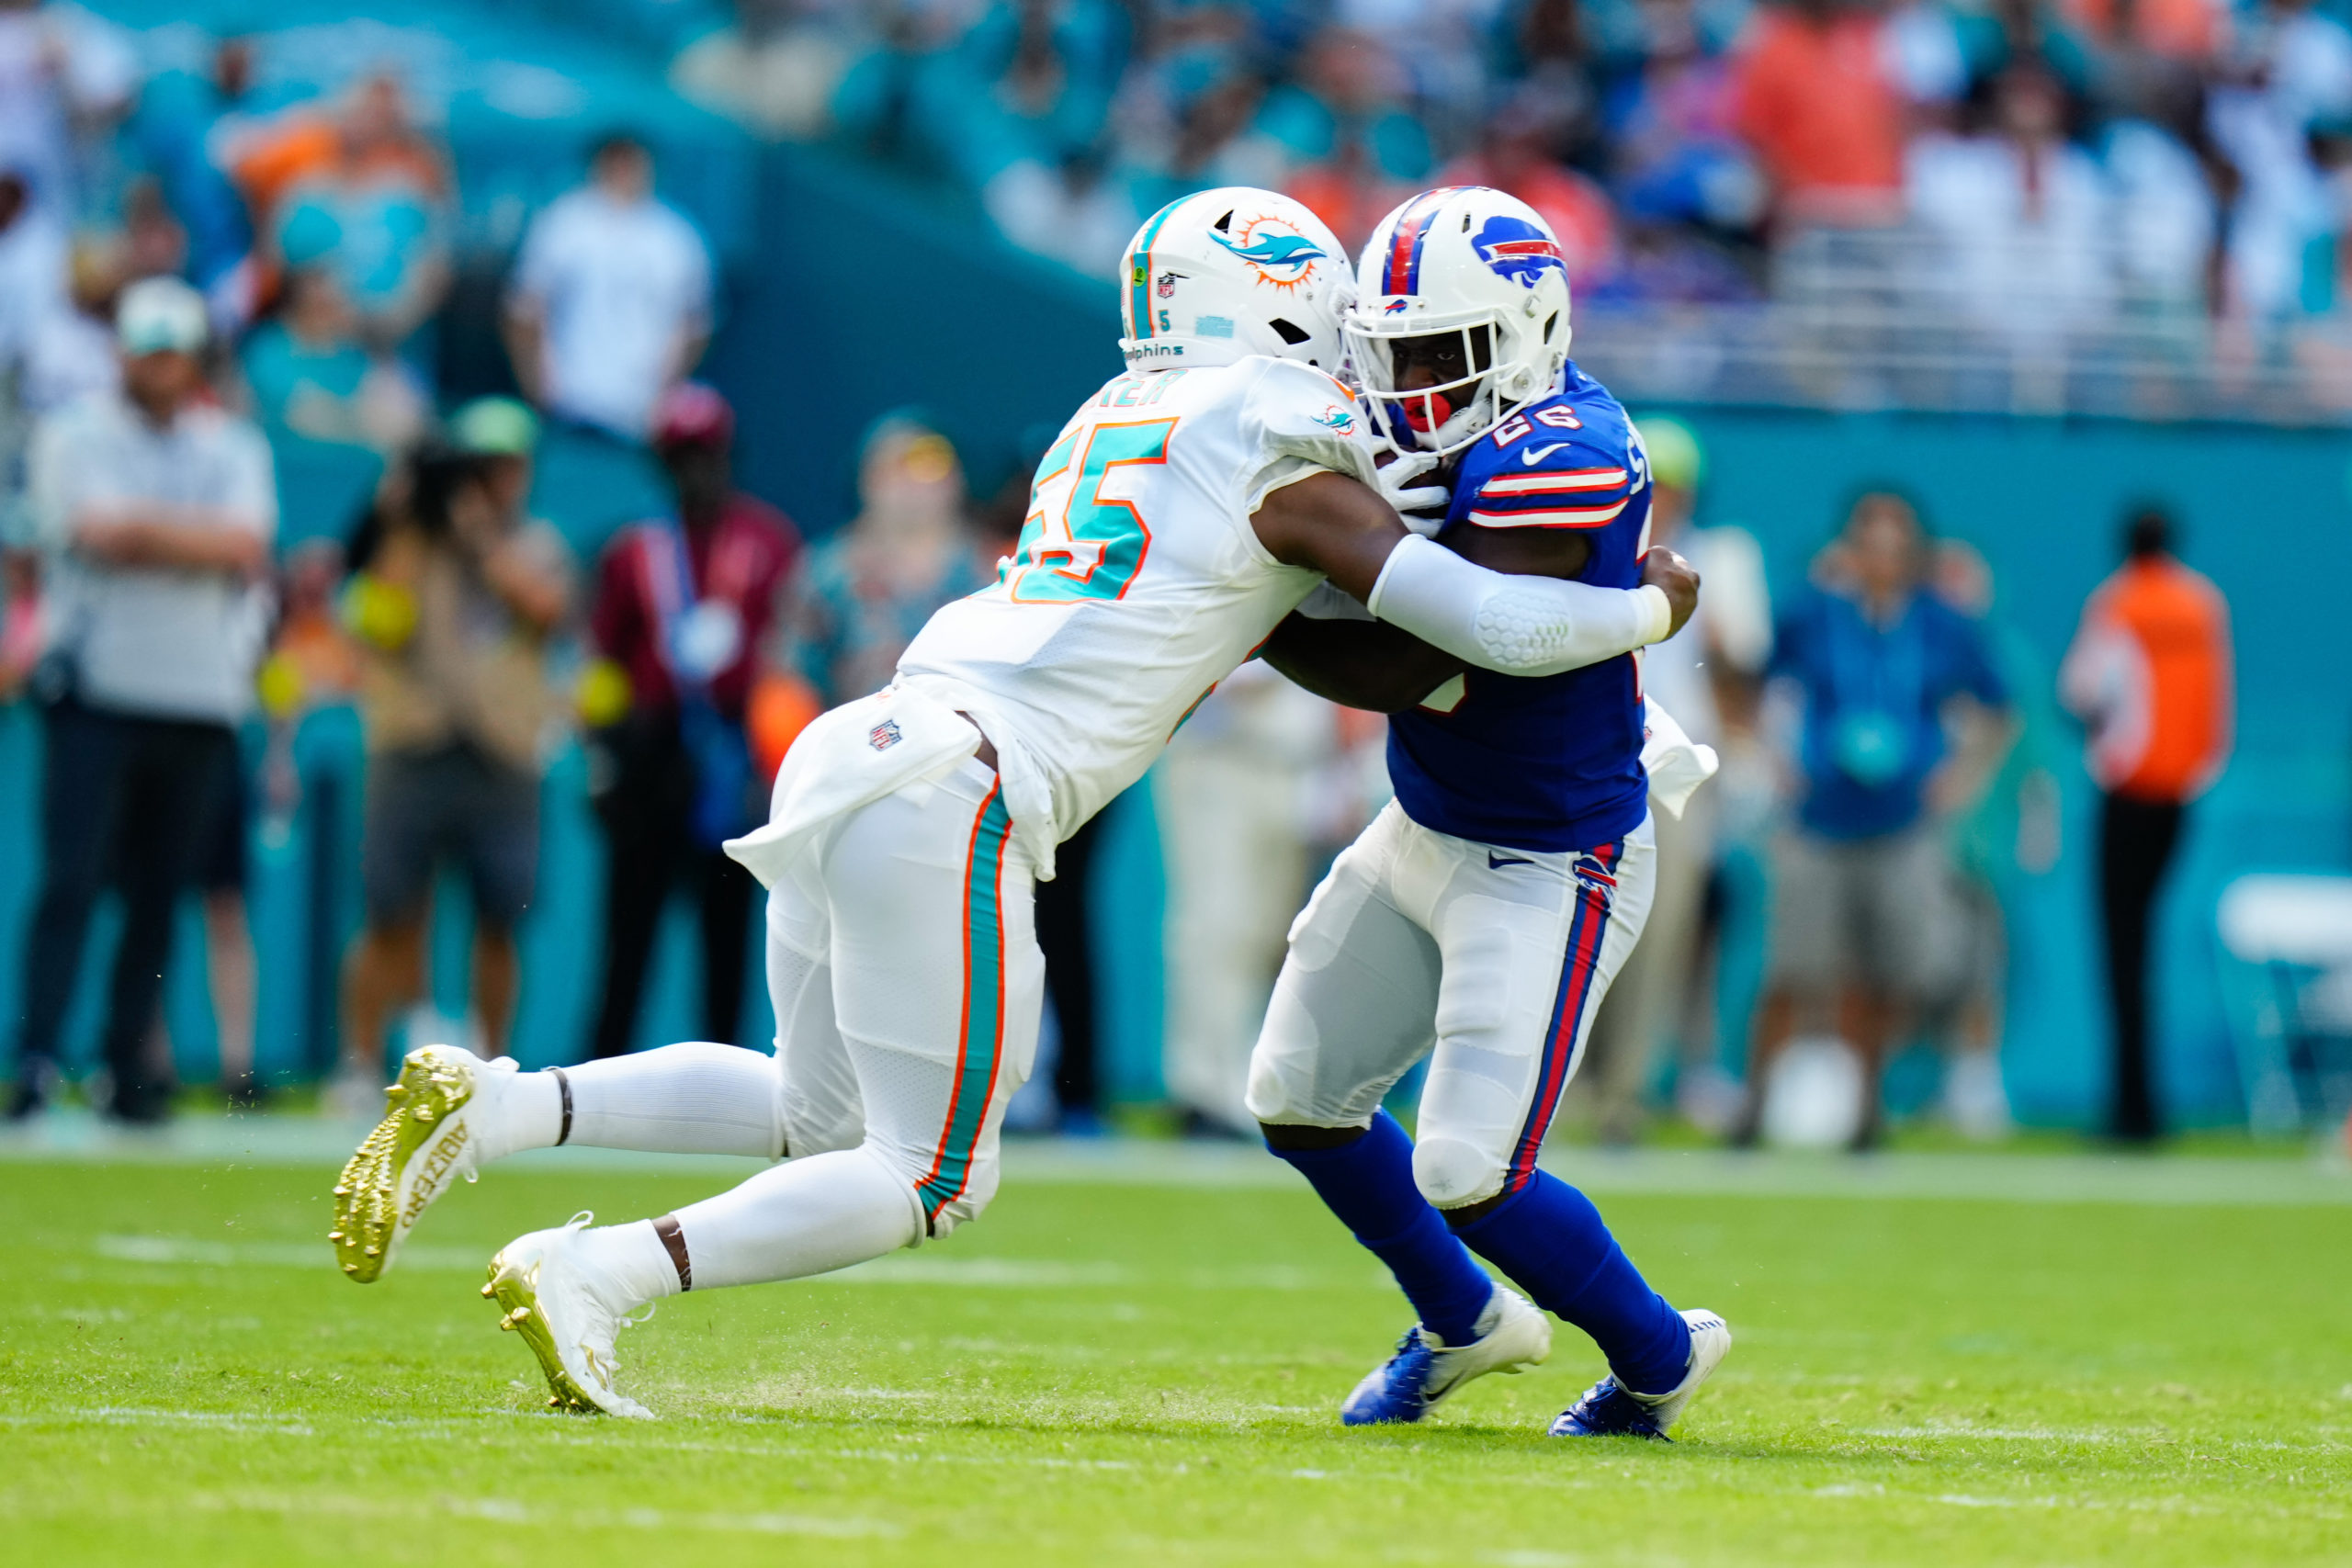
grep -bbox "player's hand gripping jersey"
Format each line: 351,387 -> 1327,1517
1386,364 -> 1654,853
899,355 -> 1377,851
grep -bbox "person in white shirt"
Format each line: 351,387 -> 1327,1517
6,276 -> 276,1124
503,134 -> 713,441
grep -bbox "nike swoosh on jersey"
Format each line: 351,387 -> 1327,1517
1520,443 -> 1569,466
1487,851 -> 1535,869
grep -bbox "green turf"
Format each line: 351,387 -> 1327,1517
3,1156 -> 2348,1565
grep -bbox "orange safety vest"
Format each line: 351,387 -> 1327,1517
2061,557 -> 2233,802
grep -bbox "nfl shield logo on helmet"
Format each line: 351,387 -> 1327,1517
1157,271 -> 1179,299
868,719 -> 903,751
1474,216 -> 1565,288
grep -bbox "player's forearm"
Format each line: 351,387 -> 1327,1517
1365,534 -> 1670,678
1261,613 -> 1463,713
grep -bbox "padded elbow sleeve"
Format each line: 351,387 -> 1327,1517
1365,533 -> 1670,676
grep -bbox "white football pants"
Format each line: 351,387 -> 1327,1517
519,755 -> 1042,1296
759,755 -> 1043,1238
1247,801 -> 1656,1209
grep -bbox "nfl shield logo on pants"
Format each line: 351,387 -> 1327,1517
868,719 -> 903,751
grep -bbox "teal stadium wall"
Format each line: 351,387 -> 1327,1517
4,6 -> 2346,1126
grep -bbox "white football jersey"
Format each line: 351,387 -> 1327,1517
899,355 -> 1378,844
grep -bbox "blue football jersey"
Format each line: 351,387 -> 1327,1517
1385,362 -> 1653,853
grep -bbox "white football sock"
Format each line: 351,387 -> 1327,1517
560,1043 -> 786,1157
669,1146 -> 922,1292
469,1063 -> 563,1166
568,1219 -> 684,1311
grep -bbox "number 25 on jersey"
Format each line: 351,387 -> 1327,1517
1004,418 -> 1175,604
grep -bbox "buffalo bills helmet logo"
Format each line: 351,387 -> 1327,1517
1474,216 -> 1564,288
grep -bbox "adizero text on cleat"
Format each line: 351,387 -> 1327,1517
1550,1308 -> 1731,1440
1341,1285 -> 1552,1427
484,1213 -> 655,1420
330,1045 -> 498,1283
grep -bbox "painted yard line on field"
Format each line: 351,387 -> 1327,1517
8,1112 -> 2351,1206
19,1406 -> 2349,1525
180,1488 -> 900,1538
85,1234 -> 1387,1291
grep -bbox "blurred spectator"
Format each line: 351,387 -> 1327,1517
1112,36 -> 1271,220
0,166 -> 63,373
2099,85 -> 2221,315
6,278 -> 275,1123
242,267 -> 428,452
20,234 -> 123,415
1157,667 -> 1334,1137
0,0 -> 137,223
1441,88 -> 1623,291
233,72 -> 451,350
505,133 -> 713,443
1582,416 -> 1771,1142
779,413 -> 989,707
582,383 -> 800,1061
1907,63 -> 2112,333
1261,27 -> 1432,247
1734,491 -> 2011,1151
1729,0 -> 1907,230
672,0 -> 873,141
2062,0 -> 2226,67
1600,0 -> 1766,240
178,739 -> 261,1107
1491,0 -> 1605,157
129,36 -> 283,310
944,0 -> 1131,209
2206,0 -> 2352,318
2060,504 -> 2232,1144
336,401 -> 571,1105
1922,537 -> 2059,1141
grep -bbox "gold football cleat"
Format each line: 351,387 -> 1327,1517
329,1045 -> 482,1283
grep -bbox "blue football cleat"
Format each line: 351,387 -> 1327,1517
1341,1285 -> 1551,1426
1550,1308 -> 1731,1439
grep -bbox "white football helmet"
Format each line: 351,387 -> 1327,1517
1115,187 -> 1353,374
1346,186 -> 1574,456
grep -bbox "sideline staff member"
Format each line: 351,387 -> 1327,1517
6,277 -> 275,1123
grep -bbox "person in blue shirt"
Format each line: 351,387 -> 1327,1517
1730,490 -> 2013,1151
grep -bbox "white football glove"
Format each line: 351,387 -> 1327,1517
1375,449 -> 1451,536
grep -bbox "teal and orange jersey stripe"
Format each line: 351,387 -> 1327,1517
915,782 -> 1014,1229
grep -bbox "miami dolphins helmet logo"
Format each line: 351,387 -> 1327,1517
1474,215 -> 1564,288
1211,213 -> 1328,294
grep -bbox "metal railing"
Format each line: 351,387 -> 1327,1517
1574,225 -> 2352,424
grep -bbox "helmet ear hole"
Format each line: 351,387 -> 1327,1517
1269,318 -> 1312,346
1544,311 -> 1559,345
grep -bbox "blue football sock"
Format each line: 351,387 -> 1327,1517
1452,1170 -> 1690,1394
1266,1111 -> 1492,1346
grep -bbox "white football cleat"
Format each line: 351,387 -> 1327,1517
1341,1284 -> 1554,1425
331,1044 -> 508,1282
483,1213 -> 656,1419
1550,1308 -> 1731,1439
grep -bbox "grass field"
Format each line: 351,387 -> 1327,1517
4,1143 -> 2350,1565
